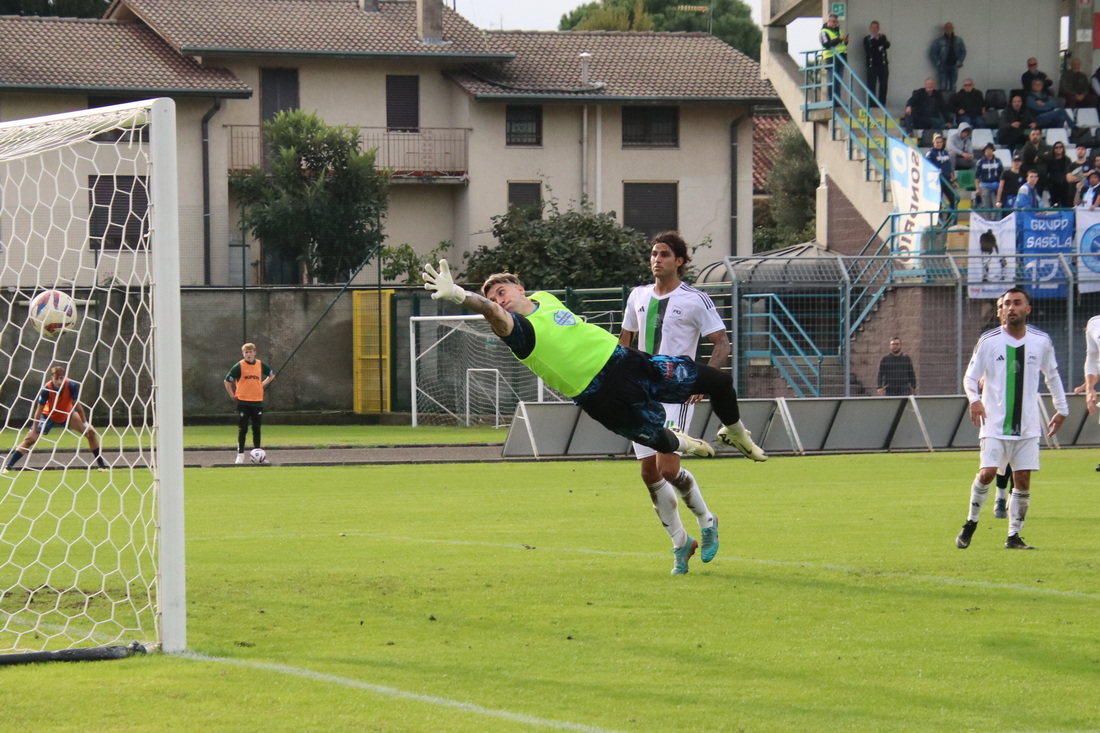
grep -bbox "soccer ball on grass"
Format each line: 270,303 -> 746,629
28,289 -> 77,340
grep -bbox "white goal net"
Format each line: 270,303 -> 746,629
0,100 -> 185,655
410,315 -> 568,427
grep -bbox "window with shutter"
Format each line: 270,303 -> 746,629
506,106 -> 542,146
508,182 -> 542,209
88,175 -> 149,250
623,182 -> 678,238
387,76 -> 420,132
261,68 -> 300,121
622,106 -> 679,147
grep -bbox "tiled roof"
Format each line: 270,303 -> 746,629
0,16 -> 250,97
114,0 -> 511,60
448,30 -> 777,102
753,112 -> 792,193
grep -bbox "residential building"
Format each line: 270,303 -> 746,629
0,0 -> 776,286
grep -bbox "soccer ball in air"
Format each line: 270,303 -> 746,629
28,289 -> 78,340
249,448 -> 267,464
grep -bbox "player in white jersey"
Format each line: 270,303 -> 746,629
619,231 -> 740,574
1082,314 -> 1100,471
957,287 -> 1068,550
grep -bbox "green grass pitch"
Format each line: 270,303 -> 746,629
2,450 -> 1100,731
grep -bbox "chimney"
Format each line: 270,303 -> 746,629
357,0 -> 378,11
579,52 -> 591,85
417,0 -> 444,44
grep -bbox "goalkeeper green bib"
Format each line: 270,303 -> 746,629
521,291 -> 618,398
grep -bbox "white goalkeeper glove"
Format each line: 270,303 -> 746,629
422,259 -> 469,305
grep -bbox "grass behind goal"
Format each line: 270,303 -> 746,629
2,451 -> 1099,731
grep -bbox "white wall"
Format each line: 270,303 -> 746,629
835,0 -> 1062,112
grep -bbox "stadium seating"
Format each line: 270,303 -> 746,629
1076,107 -> 1100,135
984,88 -> 1008,109
971,128 -> 995,149
1045,127 -> 1070,147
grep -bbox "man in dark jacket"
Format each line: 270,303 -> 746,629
997,94 -> 1036,148
905,78 -> 948,131
877,338 -> 916,396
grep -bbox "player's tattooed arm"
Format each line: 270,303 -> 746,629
464,292 -> 514,337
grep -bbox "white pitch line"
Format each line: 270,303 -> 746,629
191,531 -> 1100,600
180,651 -> 623,733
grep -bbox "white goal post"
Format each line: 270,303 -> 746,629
410,314 -> 567,427
0,99 -> 185,655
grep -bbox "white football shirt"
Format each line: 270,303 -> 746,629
621,283 -> 725,359
963,325 -> 1068,440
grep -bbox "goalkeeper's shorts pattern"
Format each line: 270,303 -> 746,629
574,346 -> 699,451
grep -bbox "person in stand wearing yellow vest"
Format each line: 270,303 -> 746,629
224,342 -> 275,464
819,12 -> 848,101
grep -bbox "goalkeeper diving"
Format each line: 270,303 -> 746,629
422,260 -> 766,460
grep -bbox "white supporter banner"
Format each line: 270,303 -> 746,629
888,136 -> 941,269
1077,207 -> 1100,294
968,214 -> 1017,299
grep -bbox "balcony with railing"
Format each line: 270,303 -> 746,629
227,126 -> 469,182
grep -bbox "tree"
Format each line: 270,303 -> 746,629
754,123 -> 818,252
231,110 -> 389,284
460,198 -> 652,290
560,0 -> 760,61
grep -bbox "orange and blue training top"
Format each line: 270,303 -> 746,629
39,379 -> 79,424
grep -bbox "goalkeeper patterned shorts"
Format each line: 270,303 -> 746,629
574,346 -> 698,448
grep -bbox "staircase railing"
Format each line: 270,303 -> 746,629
801,52 -> 965,210
741,293 -> 826,398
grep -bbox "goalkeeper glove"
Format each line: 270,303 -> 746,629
422,259 -> 469,305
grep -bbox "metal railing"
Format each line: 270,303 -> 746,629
727,249 -> 1095,399
742,293 -> 826,398
226,125 -> 469,179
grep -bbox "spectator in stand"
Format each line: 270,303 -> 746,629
1018,127 -> 1051,195
929,22 -> 965,94
1046,142 -> 1074,207
819,12 -> 848,101
1015,168 -> 1042,210
975,143 -> 1004,209
863,21 -> 890,106
947,122 -> 976,169
998,94 -> 1036,148
996,154 -> 1025,209
1091,64 -> 1100,108
927,133 -> 958,220
1079,169 -> 1100,208
1025,77 -> 1074,129
1059,57 -> 1093,109
1066,143 -> 1092,201
949,78 -> 986,127
905,78 -> 949,132
1021,57 -> 1053,93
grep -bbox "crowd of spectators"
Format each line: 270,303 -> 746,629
897,42 -> 1100,210
820,18 -> 1100,210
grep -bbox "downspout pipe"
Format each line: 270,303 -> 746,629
201,98 -> 223,285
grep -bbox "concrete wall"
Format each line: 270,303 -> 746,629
180,288 -> 356,415
819,0 -> 1062,113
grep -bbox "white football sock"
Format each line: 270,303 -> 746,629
967,475 -> 992,522
1008,489 -> 1030,536
669,468 -> 713,529
647,479 -> 687,547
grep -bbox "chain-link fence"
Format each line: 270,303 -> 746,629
727,251 -> 1095,399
